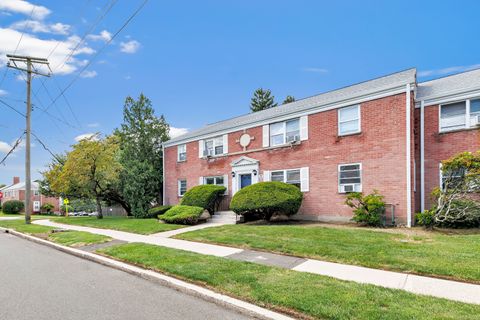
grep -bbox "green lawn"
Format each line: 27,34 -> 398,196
176,224 -> 480,283
100,242 -> 480,320
48,231 -> 111,247
55,217 -> 184,235
0,219 -> 54,234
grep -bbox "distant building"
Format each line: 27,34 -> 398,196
0,177 -> 61,213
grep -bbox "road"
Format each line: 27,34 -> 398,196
0,233 -> 251,320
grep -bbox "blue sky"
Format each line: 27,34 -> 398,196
0,0 -> 479,184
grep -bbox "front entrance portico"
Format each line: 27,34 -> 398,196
231,156 -> 259,195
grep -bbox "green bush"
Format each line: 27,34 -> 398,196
415,209 -> 435,228
61,204 -> 73,215
181,185 -> 226,214
146,205 -> 172,219
40,203 -> 54,214
158,205 -> 204,225
434,199 -> 480,228
345,191 -> 385,227
230,182 -> 303,221
2,200 -> 25,214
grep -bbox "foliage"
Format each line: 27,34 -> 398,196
415,209 -> 435,228
181,185 -> 226,214
250,88 -> 277,112
1,200 -> 24,214
345,191 -> 385,226
158,205 -> 204,225
40,203 -> 54,214
431,151 -> 480,228
230,182 -> 303,221
69,198 -> 97,212
42,135 -> 123,219
115,94 -> 170,218
61,204 -> 73,214
282,95 -> 295,104
147,205 -> 172,218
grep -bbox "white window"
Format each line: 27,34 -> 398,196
178,179 -> 187,196
440,101 -> 466,131
33,190 -> 40,196
338,163 -> 362,193
338,105 -> 360,136
470,98 -> 480,126
439,163 -> 466,191
204,136 -> 224,156
269,118 -> 300,146
177,144 -> 186,162
203,175 -> 228,194
271,169 -> 301,189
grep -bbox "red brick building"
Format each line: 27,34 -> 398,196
0,177 -> 61,213
163,68 -> 480,226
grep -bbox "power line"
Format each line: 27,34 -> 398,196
43,0 -> 149,113
31,131 -> 65,164
0,99 -> 26,117
0,132 -> 24,166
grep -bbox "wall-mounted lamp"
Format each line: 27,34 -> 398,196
252,169 -> 258,176
231,172 -> 236,177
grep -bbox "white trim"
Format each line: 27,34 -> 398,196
337,163 -> 362,193
299,116 -> 308,141
338,105 -> 361,136
222,134 -> 229,154
438,100 -> 468,133
231,157 -> 259,195
262,125 -> 269,147
203,175 -> 229,195
269,167 -> 307,191
162,144 -> 165,205
198,140 -> 204,158
406,84 -> 412,228
420,100 -> 425,212
300,167 -> 309,192
178,179 -> 187,197
177,144 -> 187,162
164,85 -> 410,147
415,88 -> 480,108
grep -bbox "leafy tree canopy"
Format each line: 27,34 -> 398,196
250,88 -> 277,112
282,95 -> 295,104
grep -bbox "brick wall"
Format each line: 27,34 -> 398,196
165,92 -> 413,223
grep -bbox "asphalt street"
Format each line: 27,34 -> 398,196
0,232 -> 251,320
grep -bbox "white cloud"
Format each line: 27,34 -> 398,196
302,67 -> 328,73
169,127 -> 189,139
87,30 -> 112,42
0,141 -> 12,153
0,27 -> 95,75
418,64 -> 480,77
0,0 -> 50,20
80,70 -> 97,78
74,133 -> 99,142
0,89 -> 7,96
10,20 -> 70,35
87,122 -> 100,128
120,40 -> 140,54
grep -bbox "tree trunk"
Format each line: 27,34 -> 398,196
96,196 -> 103,219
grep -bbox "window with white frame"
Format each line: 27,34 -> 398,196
204,136 -> 223,156
440,101 -> 466,131
33,190 -> 40,196
204,176 -> 225,187
178,179 -> 187,196
338,105 -> 360,136
270,118 -> 300,146
271,169 -> 301,189
338,163 -> 362,193
177,144 -> 186,162
439,164 -> 466,191
470,98 -> 480,125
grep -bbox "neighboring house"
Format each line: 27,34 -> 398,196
163,68 -> 480,226
0,177 -> 61,213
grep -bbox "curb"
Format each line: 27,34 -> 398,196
1,228 -> 295,320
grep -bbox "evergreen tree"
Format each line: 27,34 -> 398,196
283,95 -> 295,104
250,88 -> 277,112
115,94 -> 170,218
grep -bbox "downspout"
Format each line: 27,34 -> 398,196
420,100 -> 425,212
162,144 -> 165,206
406,84 -> 412,227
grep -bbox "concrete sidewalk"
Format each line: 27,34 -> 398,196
33,219 -> 480,305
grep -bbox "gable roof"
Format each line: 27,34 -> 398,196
417,68 -> 480,105
1,181 -> 39,192
164,68 -> 417,147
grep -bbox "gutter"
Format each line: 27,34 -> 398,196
406,84 -> 412,227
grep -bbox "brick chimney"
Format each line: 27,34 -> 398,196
13,176 -> 20,185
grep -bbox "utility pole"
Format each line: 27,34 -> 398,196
7,55 -> 51,224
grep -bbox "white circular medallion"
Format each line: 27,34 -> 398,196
239,133 -> 251,147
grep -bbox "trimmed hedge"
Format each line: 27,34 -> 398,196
158,205 -> 204,225
181,185 -> 226,214
2,200 -> 25,214
146,205 -> 172,219
230,182 -> 303,221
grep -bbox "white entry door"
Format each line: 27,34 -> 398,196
33,201 -> 40,212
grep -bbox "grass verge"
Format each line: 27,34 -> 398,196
48,231 -> 111,247
99,242 -> 480,320
55,217 -> 184,235
0,219 -> 54,234
176,224 -> 480,283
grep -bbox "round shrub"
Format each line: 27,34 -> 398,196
2,200 -> 25,214
158,205 -> 204,225
415,209 -> 435,228
147,205 -> 172,219
40,203 -> 54,214
230,182 -> 303,221
181,185 -> 226,214
344,191 -> 385,227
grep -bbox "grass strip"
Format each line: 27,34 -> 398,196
48,231 -> 111,247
